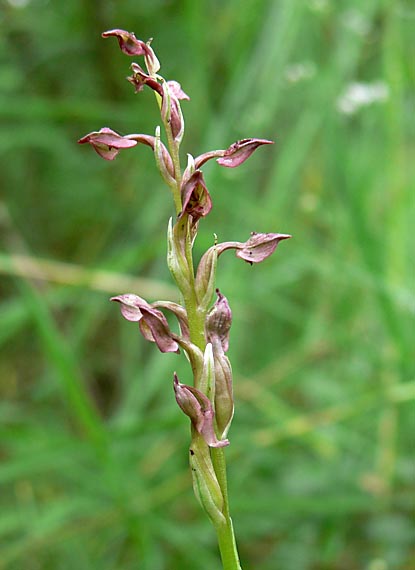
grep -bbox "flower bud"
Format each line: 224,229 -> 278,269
173,374 -> 229,448
78,127 -> 137,160
212,342 -> 234,439
205,290 -> 232,353
154,126 -> 176,186
167,217 -> 192,296
182,153 -> 196,187
195,243 -> 218,310
198,343 -> 215,400
161,81 -> 186,143
205,291 -> 234,437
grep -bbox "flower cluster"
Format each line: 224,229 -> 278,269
79,29 -> 291,563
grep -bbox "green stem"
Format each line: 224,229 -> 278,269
164,116 -> 182,215
215,517 -> 242,570
183,276 -> 242,569
211,447 -> 230,516
160,83 -> 242,570
212,448 -> 242,570
154,91 -> 182,214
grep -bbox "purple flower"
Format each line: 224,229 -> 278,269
234,232 -> 292,264
217,138 -> 274,167
127,63 -> 163,95
194,138 -> 274,169
111,294 -> 179,354
173,373 -> 229,448
180,170 -> 212,224
127,67 -> 189,142
197,232 -> 292,268
77,127 -> 137,160
102,29 -> 160,74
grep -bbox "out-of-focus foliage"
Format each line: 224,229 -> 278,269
0,1 -> 414,569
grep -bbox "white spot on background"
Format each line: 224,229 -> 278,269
336,81 -> 389,115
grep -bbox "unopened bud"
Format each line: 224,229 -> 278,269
198,343 -> 215,400
205,289 -> 232,353
161,81 -> 186,143
182,153 -> 196,187
195,243 -> 218,311
212,343 -> 234,438
154,126 -> 176,186
167,217 -> 192,296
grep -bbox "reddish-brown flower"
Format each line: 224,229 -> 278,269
127,63 -> 163,95
77,127 -> 137,160
180,170 -> 212,224
111,294 -> 179,354
194,138 -> 274,169
197,232 -> 292,267
234,232 -> 292,264
102,29 -> 160,74
216,138 -> 274,167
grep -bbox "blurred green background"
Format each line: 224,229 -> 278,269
0,0 -> 414,569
